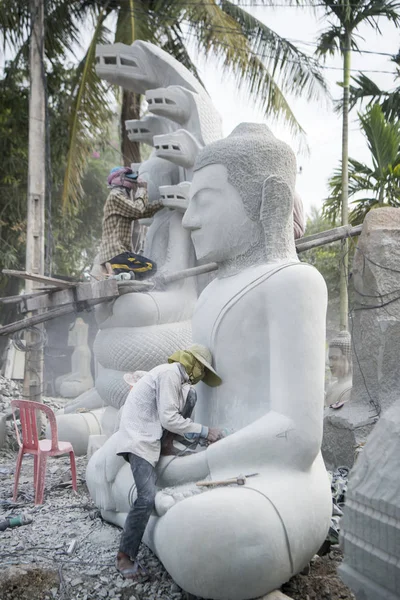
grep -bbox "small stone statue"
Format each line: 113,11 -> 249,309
55,318 -> 94,398
325,331 -> 353,409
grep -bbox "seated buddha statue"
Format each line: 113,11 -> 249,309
325,331 -> 353,409
87,123 -> 331,600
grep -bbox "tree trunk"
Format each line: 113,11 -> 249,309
339,28 -> 351,332
121,91 -> 141,166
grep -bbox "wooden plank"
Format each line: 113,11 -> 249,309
0,288 -> 63,305
21,279 -> 119,312
90,278 -> 119,299
2,269 -> 77,289
0,296 -> 112,336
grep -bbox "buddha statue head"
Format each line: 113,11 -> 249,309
329,331 -> 352,381
182,123 -> 299,271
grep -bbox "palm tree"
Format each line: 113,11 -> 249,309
315,0 -> 400,331
348,51 -> 400,121
323,104 -> 400,224
0,0 -> 329,211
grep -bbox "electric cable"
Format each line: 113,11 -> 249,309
12,326 -> 48,352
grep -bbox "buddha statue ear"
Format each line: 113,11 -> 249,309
260,175 -> 294,227
260,175 -> 296,259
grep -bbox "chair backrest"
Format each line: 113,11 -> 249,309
11,400 -> 59,452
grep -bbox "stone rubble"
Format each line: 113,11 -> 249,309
0,450 -> 186,600
0,375 -> 185,600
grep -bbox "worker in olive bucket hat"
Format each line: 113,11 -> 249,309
115,344 -> 223,580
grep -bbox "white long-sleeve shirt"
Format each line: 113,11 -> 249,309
115,363 -> 207,467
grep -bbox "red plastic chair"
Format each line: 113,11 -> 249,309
11,400 -> 77,505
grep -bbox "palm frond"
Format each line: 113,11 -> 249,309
359,104 -> 400,175
315,25 -> 344,58
349,73 -> 385,107
61,9 -> 113,212
353,0 -> 400,30
44,0 -> 84,60
177,0 -> 328,139
0,0 -> 30,52
115,0 -> 157,44
348,73 -> 400,121
220,0 -> 328,101
161,27 -> 205,84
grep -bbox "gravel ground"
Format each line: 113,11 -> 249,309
0,451 -> 184,600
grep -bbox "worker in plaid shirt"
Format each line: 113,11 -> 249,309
98,167 -> 163,279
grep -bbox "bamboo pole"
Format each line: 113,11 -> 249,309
295,223 -> 362,253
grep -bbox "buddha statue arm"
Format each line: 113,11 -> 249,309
206,263 -> 327,472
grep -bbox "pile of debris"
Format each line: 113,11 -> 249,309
0,375 -> 64,454
0,452 -> 183,600
0,375 -> 22,453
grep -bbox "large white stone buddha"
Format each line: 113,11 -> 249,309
151,124 -> 331,598
87,123 -> 331,600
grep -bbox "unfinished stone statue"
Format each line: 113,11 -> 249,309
333,208 -> 400,600
322,208 -> 400,470
54,318 -> 93,398
340,396 -> 400,600
325,331 -> 352,408
55,42 -> 223,438
86,124 -> 331,600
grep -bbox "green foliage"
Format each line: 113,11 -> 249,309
315,0 -> 400,60
0,67 -> 30,275
348,53 -> 400,122
301,207 -> 341,299
323,104 -> 400,224
0,60 -> 109,283
0,0 -> 330,211
61,8 -> 113,213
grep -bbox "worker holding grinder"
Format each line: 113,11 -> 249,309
115,344 -> 224,580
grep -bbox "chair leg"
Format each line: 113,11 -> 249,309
69,451 -> 77,492
33,454 -> 38,490
13,448 -> 24,502
35,452 -> 47,505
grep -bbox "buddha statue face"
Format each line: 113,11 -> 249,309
329,346 -> 349,380
183,123 -> 299,267
182,163 -> 262,264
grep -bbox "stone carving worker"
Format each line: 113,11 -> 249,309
98,166 -> 163,279
115,344 -> 223,579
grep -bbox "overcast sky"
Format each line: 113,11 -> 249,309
189,5 -> 399,217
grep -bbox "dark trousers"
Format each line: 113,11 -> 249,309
109,251 -> 156,280
119,454 -> 157,560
